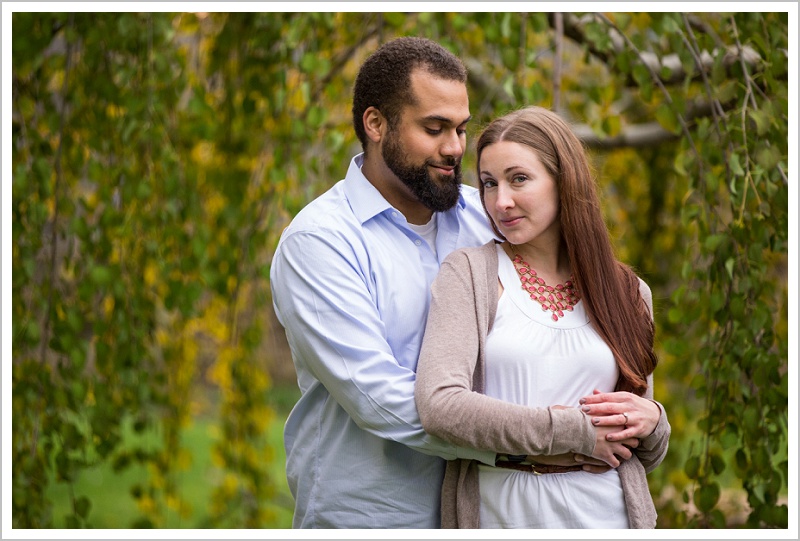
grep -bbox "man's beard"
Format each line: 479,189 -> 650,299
383,132 -> 462,212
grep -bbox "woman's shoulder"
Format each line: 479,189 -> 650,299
442,240 -> 499,267
635,276 -> 653,318
616,262 -> 654,318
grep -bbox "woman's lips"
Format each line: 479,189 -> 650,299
500,216 -> 523,227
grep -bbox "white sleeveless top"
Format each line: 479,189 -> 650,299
477,244 -> 629,528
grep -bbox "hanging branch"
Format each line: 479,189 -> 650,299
680,14 -> 727,140
730,15 -> 787,186
308,23 -> 381,108
552,12 -> 563,112
551,12 -> 764,87
679,14 -> 735,204
519,12 -> 528,84
40,16 -> 75,367
593,13 -> 705,178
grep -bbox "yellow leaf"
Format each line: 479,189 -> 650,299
103,295 -> 115,317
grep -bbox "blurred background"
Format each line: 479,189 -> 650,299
10,11 -> 790,529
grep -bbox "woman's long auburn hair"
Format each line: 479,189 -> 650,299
476,106 -> 657,395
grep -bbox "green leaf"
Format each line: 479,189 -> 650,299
655,104 -> 681,134
710,453 -> 726,475
658,13 -> 681,33
501,48 -> 519,71
729,153 -> 745,176
703,234 -> 726,252
584,21 -> 613,52
502,76 -> 515,101
74,496 -> 91,519
307,106 -> 327,129
632,63 -> 650,88
136,181 -> 151,200
694,481 -> 720,513
717,80 -> 739,103
383,12 -> 406,28
749,109 -> 770,136
720,424 -> 739,448
300,52 -> 316,73
709,289 -> 724,313
614,13 -> 631,30
24,321 -> 41,345
615,49 -> 632,74
89,265 -> 113,286
684,455 -> 700,479
500,12 -> 512,39
735,448 -> 749,471
755,146 -> 781,170
725,257 -> 735,279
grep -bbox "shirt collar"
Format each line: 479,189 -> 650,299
343,153 -> 467,225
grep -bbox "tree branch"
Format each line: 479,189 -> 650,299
550,12 -> 763,87
572,122 -> 679,150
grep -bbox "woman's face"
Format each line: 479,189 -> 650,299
479,140 -> 561,248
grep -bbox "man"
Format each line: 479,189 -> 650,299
269,37 -> 497,528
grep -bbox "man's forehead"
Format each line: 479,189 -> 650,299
406,71 -> 470,122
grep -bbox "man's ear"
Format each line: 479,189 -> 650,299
363,106 -> 386,144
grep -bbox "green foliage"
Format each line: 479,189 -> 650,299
12,11 -> 788,528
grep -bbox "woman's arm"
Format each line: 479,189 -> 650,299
415,250 -> 635,466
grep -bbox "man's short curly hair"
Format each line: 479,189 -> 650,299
352,37 -> 467,152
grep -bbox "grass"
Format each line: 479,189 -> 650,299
45,385 -> 300,529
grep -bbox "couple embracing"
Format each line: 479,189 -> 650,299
270,36 -> 670,530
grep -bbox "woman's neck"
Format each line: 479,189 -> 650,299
504,240 -> 571,284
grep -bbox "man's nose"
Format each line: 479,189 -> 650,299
440,130 -> 464,160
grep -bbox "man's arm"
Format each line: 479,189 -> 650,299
271,229 -> 495,464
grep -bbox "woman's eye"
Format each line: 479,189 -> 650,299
481,179 -> 497,188
512,175 -> 528,183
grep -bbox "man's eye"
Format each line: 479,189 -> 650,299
426,128 -> 442,135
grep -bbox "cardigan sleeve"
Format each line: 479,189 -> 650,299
415,248 -> 597,458
632,279 -> 671,473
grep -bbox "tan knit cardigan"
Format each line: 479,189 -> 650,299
416,241 -> 670,529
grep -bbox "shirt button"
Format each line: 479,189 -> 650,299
392,212 -> 398,219
414,239 -> 422,246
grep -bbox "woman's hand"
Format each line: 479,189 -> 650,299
579,389 -> 661,440
543,404 -> 639,470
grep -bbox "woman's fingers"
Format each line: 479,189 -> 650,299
581,391 -> 661,439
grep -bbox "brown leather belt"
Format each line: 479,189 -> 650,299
494,461 -> 584,475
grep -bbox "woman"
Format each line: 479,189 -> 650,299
415,106 -> 670,528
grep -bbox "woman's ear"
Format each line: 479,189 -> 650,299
363,106 -> 386,144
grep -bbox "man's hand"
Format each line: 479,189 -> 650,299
543,404 -> 639,471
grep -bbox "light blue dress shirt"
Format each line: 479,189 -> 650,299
270,154 -> 497,528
